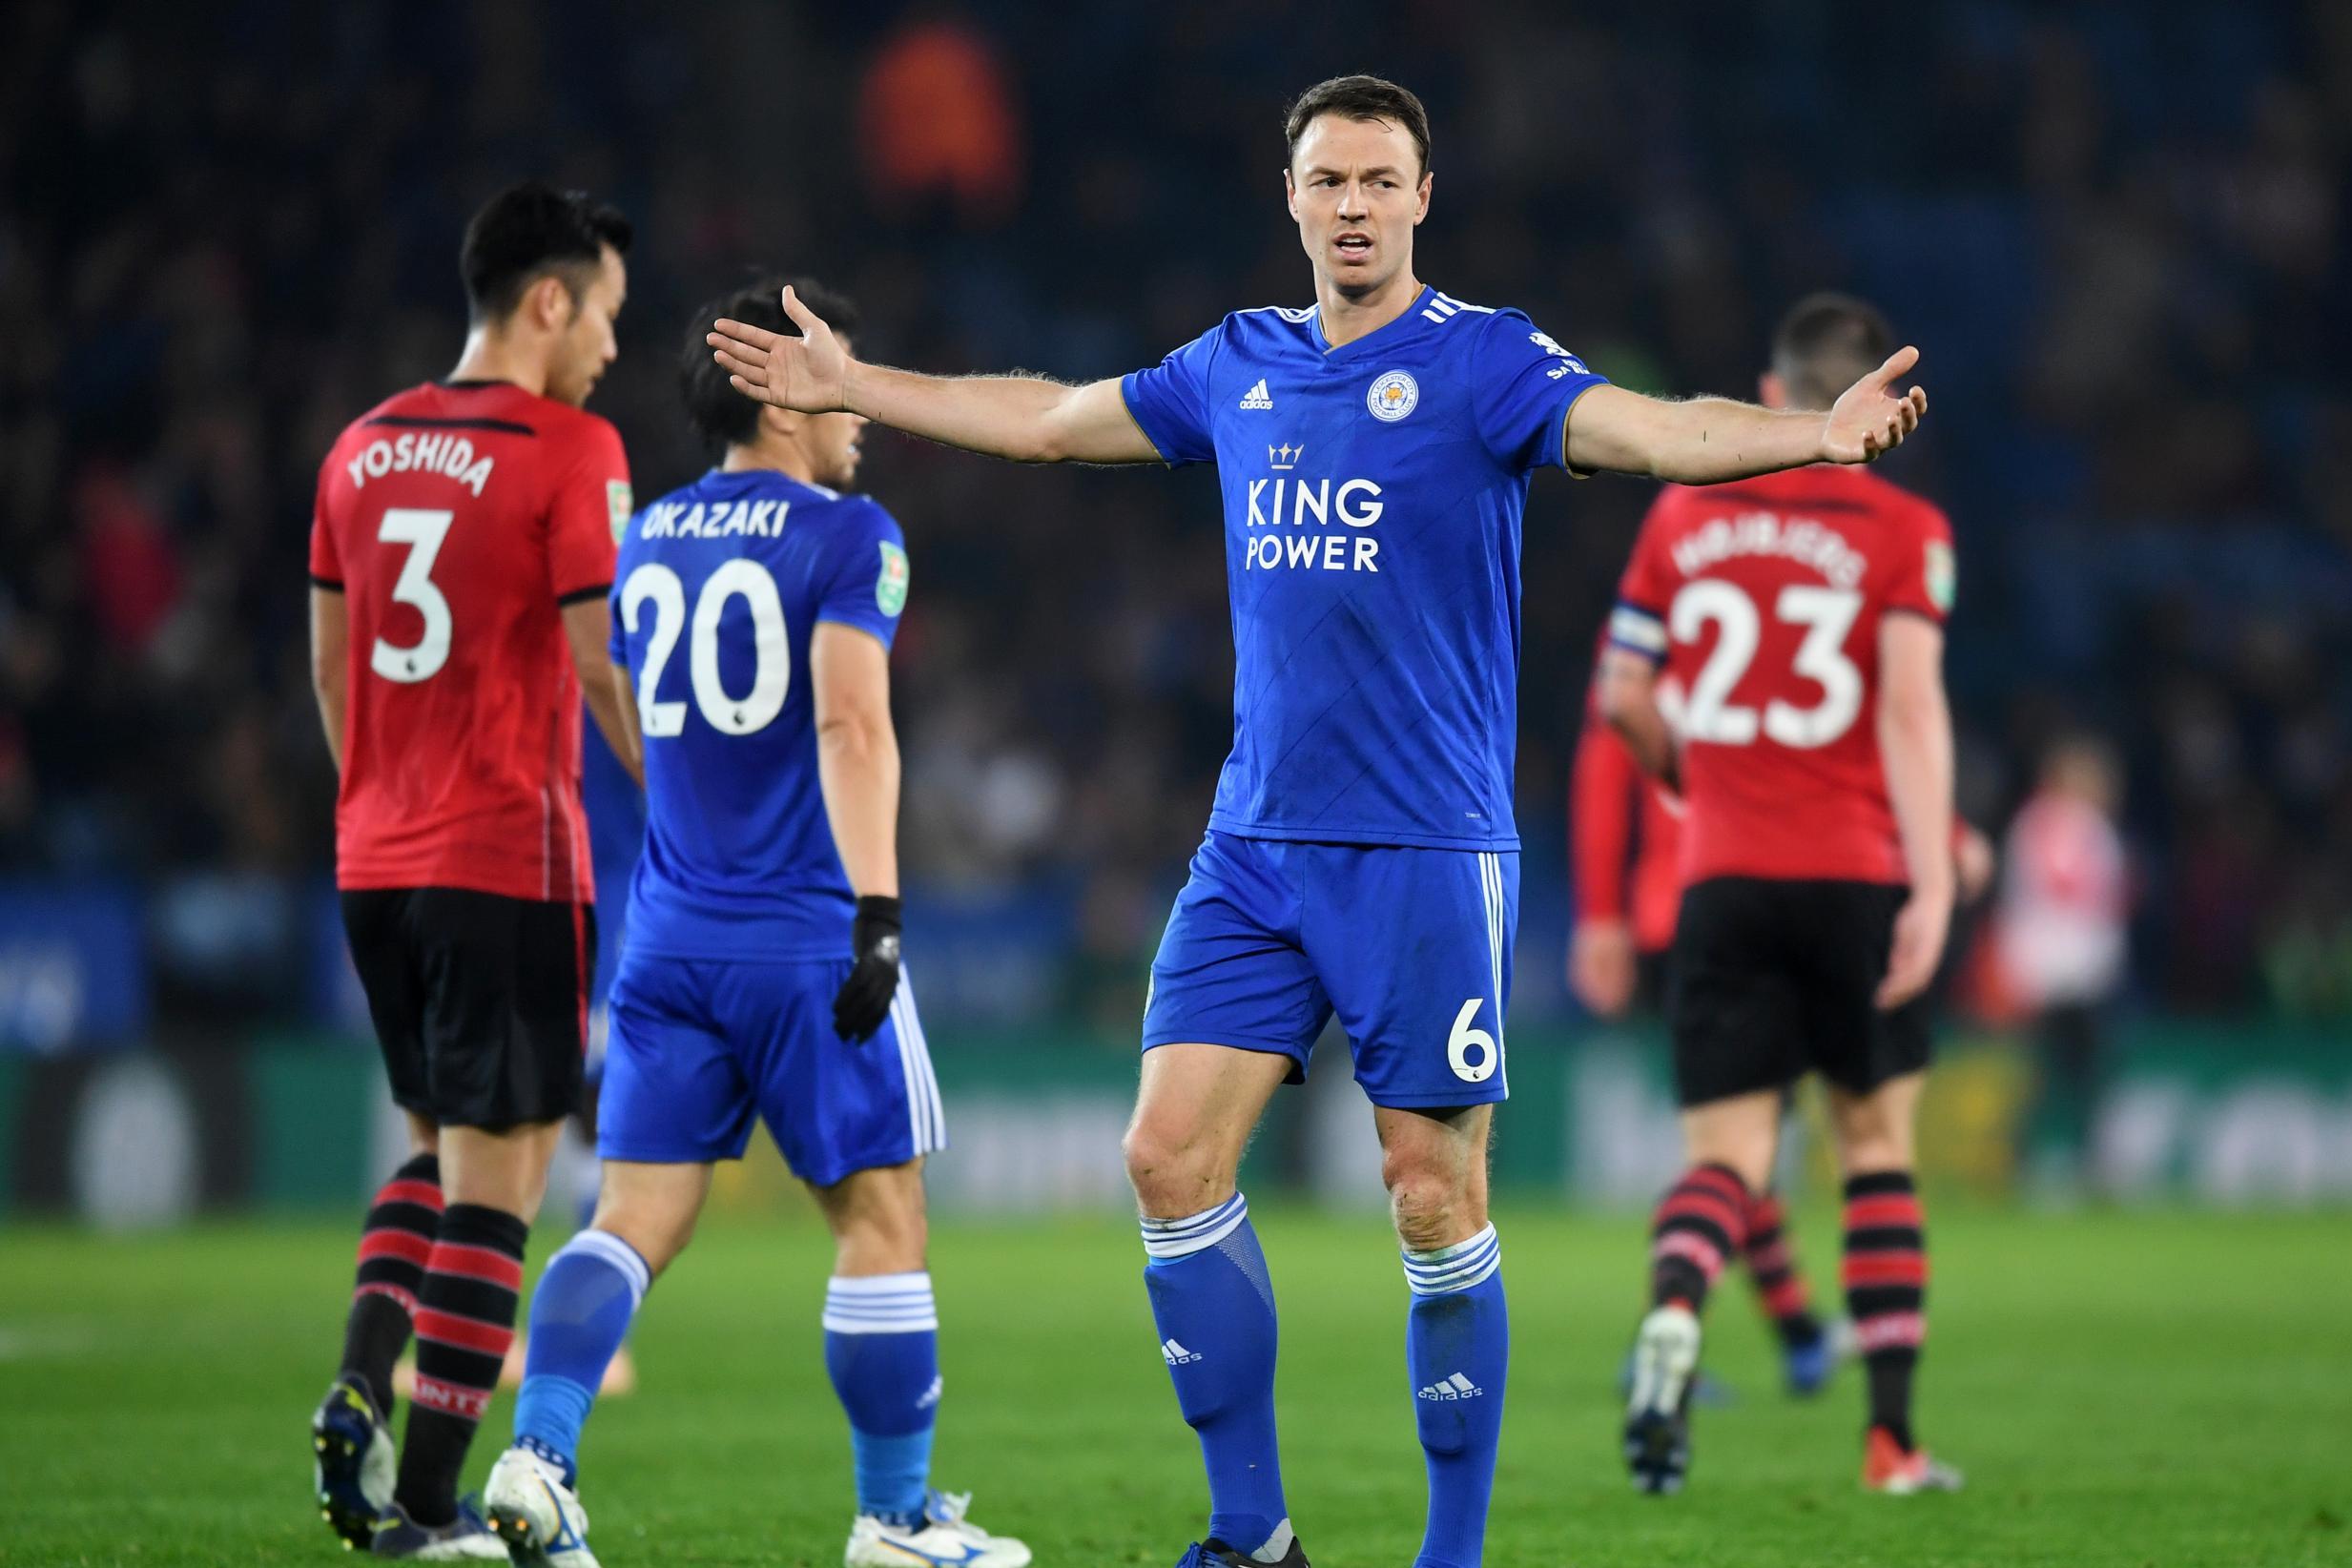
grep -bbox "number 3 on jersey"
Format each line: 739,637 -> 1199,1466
371,507 -> 455,683
1670,579 -> 1863,748
622,561 -> 791,737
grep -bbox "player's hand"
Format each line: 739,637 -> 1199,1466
1570,918 -> 1638,1019
1876,889 -> 1952,1010
833,895 -> 903,1043
1820,346 -> 1929,464
1954,824 -> 1997,905
709,285 -> 851,415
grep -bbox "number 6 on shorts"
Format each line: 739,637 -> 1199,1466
1448,998 -> 1499,1083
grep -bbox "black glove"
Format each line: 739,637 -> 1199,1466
833,895 -> 903,1043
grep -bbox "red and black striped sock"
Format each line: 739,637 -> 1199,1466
396,1203 -> 528,1528
1649,1163 -> 1750,1313
1742,1189 -> 1825,1349
340,1152 -> 442,1415
1843,1169 -> 1928,1451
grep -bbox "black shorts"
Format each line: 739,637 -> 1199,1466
1667,877 -> 1931,1108
340,887 -> 595,1131
1633,948 -> 1673,1017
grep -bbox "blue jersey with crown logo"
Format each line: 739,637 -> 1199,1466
608,467 -> 908,960
1122,286 -> 1609,850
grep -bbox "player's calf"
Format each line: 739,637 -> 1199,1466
1650,1163 -> 1750,1314
508,1228 -> 652,1494
1402,1223 -> 1508,1565
1842,1169 -> 1931,1459
396,1202 -> 531,1530
1627,1163 -> 1749,1494
1742,1188 -> 1839,1395
1142,1192 -> 1292,1563
342,1152 -> 444,1413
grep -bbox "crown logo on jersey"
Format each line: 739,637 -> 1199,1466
1268,443 -> 1302,470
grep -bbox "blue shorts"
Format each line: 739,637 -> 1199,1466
1142,832 -> 1516,1107
600,951 -> 946,1188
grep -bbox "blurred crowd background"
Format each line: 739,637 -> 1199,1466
4,0 -> 2349,1058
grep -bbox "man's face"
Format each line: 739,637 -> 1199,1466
804,407 -> 869,488
545,245 -> 627,407
803,333 -> 867,488
1284,113 -> 1431,299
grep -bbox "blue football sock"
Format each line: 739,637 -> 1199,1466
1402,1224 -> 1508,1568
510,1228 -> 650,1484
823,1271 -> 941,1527
1142,1192 -> 1289,1558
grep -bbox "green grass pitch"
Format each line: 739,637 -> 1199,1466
3,1207 -> 2347,1566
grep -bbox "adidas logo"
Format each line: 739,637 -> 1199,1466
916,1374 -> 944,1411
1162,1339 -> 1203,1366
1416,1372 -> 1483,1401
1238,379 -> 1274,410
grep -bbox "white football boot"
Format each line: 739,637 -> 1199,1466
485,1445 -> 601,1566
845,1490 -> 1031,1568
1624,1303 -> 1703,1494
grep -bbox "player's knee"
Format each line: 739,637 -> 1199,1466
402,1113 -> 440,1158
1383,1158 -> 1474,1253
1685,1131 -> 1776,1193
1832,1101 -> 1915,1175
1839,1133 -> 1912,1179
834,1199 -> 927,1275
1122,1122 -> 1228,1217
591,1198 -> 699,1278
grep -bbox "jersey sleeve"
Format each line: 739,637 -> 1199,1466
1606,497 -> 1679,665
307,462 -> 342,588
1884,502 -> 1956,624
1471,309 -> 1611,474
1571,700 -> 1639,922
545,416 -> 630,605
1119,322 -> 1222,466
815,501 -> 911,650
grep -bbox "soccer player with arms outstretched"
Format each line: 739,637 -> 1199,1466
480,280 -> 1027,1568
712,78 -> 1926,1568
1599,294 -> 1964,1496
308,182 -> 639,1559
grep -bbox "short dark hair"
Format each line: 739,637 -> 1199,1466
1770,292 -> 1894,411
460,181 -> 632,323
679,277 -> 863,452
1284,74 -> 1431,177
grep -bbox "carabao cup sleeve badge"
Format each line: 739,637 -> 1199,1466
877,540 -> 911,616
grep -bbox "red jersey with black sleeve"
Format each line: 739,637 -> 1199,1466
1607,464 -> 1953,888
310,380 -> 630,901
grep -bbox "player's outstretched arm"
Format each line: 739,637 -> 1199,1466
1876,613 -> 1956,1008
309,586 -> 348,774
710,286 -> 1161,465
1565,347 -> 1929,483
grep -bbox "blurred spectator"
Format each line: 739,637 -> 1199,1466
857,15 -> 1024,224
1998,737 -> 2130,1187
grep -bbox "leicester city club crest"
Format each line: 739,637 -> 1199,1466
1367,369 -> 1419,423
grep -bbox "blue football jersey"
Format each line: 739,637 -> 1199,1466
608,467 -> 909,960
1122,286 -> 1608,850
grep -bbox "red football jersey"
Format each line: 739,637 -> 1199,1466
309,381 -> 629,901
1608,464 -> 1953,887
